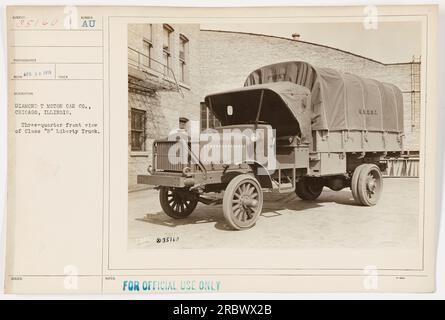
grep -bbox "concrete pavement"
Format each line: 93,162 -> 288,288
128,178 -> 419,250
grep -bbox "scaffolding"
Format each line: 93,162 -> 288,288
128,46 -> 183,97
410,55 -> 421,131
382,56 -> 421,178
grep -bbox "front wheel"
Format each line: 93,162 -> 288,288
351,164 -> 383,206
223,174 -> 264,230
159,187 -> 198,219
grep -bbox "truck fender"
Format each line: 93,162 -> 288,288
245,161 -> 273,189
221,162 -> 273,189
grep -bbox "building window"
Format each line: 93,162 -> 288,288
179,34 -> 189,83
142,40 -> 152,69
131,108 -> 146,151
162,24 -> 174,75
200,102 -> 221,130
142,24 -> 152,69
128,24 -> 152,70
179,117 -> 189,130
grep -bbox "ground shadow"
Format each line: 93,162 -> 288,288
136,206 -> 223,228
314,189 -> 360,206
136,189 -> 359,229
262,188 -> 359,212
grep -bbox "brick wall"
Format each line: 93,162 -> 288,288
128,24 -> 201,188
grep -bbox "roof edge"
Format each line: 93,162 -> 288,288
200,29 -> 419,66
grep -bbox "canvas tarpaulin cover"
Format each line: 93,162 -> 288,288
244,61 -> 404,133
205,82 -> 312,141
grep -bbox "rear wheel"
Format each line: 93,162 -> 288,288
159,187 -> 198,219
223,174 -> 263,230
351,164 -> 366,203
351,164 -> 383,206
295,177 -> 323,200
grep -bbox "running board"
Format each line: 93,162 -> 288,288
271,181 -> 296,194
270,166 -> 297,193
271,185 -> 295,193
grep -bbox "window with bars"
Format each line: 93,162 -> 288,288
200,102 -> 221,130
179,34 -> 189,83
131,109 -> 147,151
162,24 -> 174,74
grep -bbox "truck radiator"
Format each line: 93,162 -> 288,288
154,141 -> 189,172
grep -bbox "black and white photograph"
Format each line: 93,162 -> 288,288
2,3 -> 441,296
127,21 -> 421,250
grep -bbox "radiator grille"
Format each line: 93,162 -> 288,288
155,141 -> 188,172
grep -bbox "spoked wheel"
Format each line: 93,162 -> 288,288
159,187 -> 198,219
351,164 -> 383,206
295,177 -> 324,200
223,174 -> 263,230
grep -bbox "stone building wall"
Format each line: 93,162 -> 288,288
128,24 -> 201,188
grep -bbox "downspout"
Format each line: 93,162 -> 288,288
254,90 -> 265,163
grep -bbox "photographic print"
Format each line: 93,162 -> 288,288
127,21 -> 421,250
4,5 -> 438,294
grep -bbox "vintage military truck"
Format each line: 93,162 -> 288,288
138,61 -> 404,230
